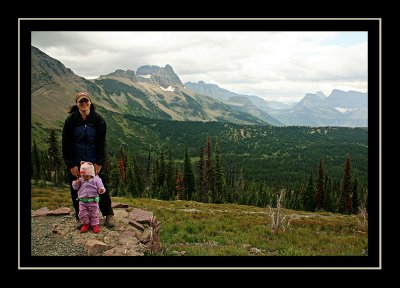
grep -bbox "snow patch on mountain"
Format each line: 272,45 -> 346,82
160,86 -> 175,92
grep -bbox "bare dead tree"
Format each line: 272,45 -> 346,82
267,189 -> 294,233
357,196 -> 368,232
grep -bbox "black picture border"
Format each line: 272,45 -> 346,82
19,18 -> 381,269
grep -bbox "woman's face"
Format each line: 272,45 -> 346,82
77,98 -> 91,113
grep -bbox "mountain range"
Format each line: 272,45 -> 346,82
31,45 -> 368,138
185,82 -> 368,127
30,45 -> 368,189
31,46 -> 268,129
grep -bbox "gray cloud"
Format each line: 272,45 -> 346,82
31,31 -> 368,102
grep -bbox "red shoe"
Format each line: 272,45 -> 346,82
92,225 -> 100,233
80,224 -> 90,233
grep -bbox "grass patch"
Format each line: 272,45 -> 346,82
31,185 -> 71,210
31,184 -> 368,256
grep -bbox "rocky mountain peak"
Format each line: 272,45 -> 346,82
137,64 -> 182,87
99,69 -> 137,82
165,64 -> 173,70
31,46 -> 76,81
136,65 -> 160,76
302,93 -> 325,102
315,91 -> 327,99
327,89 -> 368,108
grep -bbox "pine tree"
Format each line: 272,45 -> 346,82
183,148 -> 195,200
146,147 -> 152,180
214,138 -> 225,203
284,187 -> 292,208
132,156 -> 144,197
166,147 -> 175,200
352,178 -> 359,214
315,159 -> 325,211
247,181 -> 258,206
152,162 -> 158,198
126,162 -> 138,197
337,156 -> 352,214
257,182 -> 266,207
47,129 -> 64,187
197,144 -> 208,203
109,157 -> 120,196
236,167 -> 245,203
102,153 -> 111,187
31,139 -> 42,180
292,190 -> 302,211
205,137 -> 214,200
144,147 -> 153,197
159,150 -> 170,200
303,171 -> 315,212
323,173 -> 333,212
41,152 -> 50,183
117,144 -> 128,184
158,150 -> 166,188
175,168 -> 183,200
225,162 -> 236,203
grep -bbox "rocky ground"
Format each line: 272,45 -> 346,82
31,215 -> 87,256
31,208 -> 159,256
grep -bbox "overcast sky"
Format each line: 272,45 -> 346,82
31,31 -> 367,103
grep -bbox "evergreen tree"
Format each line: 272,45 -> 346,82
225,164 -> 235,203
166,147 -> 175,200
174,168 -> 183,200
31,139 -> 42,180
337,156 -> 352,214
284,188 -> 292,208
235,167 -> 245,203
303,171 -> 315,212
146,147 -> 152,180
117,144 -> 128,184
183,148 -> 195,200
102,153 -> 111,187
157,150 -> 166,188
292,189 -> 302,210
144,147 -> 153,197
109,157 -> 120,196
352,178 -> 359,214
214,138 -> 226,203
152,162 -> 158,198
264,186 -> 274,207
197,144 -> 208,203
323,173 -> 333,212
126,162 -> 138,197
257,182 -> 266,207
132,156 -> 144,196
41,152 -> 50,183
205,137 -> 214,200
47,129 -> 64,186
315,159 -> 325,210
247,181 -> 258,206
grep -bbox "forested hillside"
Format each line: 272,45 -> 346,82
32,111 -> 368,214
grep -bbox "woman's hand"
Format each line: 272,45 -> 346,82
94,164 -> 102,175
70,166 -> 80,178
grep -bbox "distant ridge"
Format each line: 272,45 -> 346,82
185,81 -> 367,127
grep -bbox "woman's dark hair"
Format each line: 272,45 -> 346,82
68,102 -> 96,114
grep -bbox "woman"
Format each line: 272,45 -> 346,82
62,91 -> 115,229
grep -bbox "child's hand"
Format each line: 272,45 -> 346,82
74,179 -> 81,185
99,187 -> 105,194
